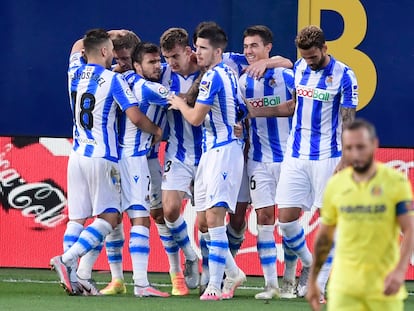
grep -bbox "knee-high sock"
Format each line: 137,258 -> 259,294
257,225 -> 278,288
317,243 -> 335,295
165,216 -> 197,261
156,223 -> 181,273
282,238 -> 298,283
62,218 -> 112,266
129,225 -> 150,287
279,219 -> 312,267
63,221 -> 83,282
104,222 -> 125,280
199,231 -> 210,286
208,226 -> 228,289
77,242 -> 103,279
226,223 -> 246,258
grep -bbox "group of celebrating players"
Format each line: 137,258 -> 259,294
50,19 -> 404,308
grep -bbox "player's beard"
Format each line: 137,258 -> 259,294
352,153 -> 374,173
310,55 -> 326,71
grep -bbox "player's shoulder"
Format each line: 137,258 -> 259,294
327,166 -> 353,189
143,80 -> 170,99
377,163 -> 409,184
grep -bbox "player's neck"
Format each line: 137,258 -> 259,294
178,62 -> 199,77
352,162 -> 377,183
87,57 -> 106,68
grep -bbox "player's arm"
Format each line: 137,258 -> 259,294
125,106 -> 163,144
70,39 -> 84,55
247,91 -> 296,118
384,201 -> 414,296
167,94 -> 210,126
244,55 -> 293,79
179,71 -> 205,107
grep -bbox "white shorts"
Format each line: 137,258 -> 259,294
247,159 -> 281,209
119,156 -> 150,218
148,158 -> 162,209
194,140 -> 244,213
67,151 -> 121,219
275,155 -> 340,210
161,155 -> 197,198
237,161 -> 250,203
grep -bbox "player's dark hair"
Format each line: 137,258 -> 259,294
112,31 -> 141,51
132,42 -> 160,64
295,25 -> 326,50
196,23 -> 227,50
193,21 -> 218,45
160,28 -> 190,51
344,118 -> 377,140
83,28 -> 111,54
243,25 -> 273,46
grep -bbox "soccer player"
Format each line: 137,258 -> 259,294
49,29 -> 162,295
158,27 -> 202,295
238,25 -> 294,300
75,29 -> 142,296
247,25 -> 358,299
116,42 -> 170,297
168,23 -> 247,301
306,119 -> 414,311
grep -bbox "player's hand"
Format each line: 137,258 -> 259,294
234,122 -> 243,138
384,268 -> 405,296
334,158 -> 348,174
167,93 -> 186,110
306,282 -> 322,311
244,59 -> 267,79
151,126 -> 163,146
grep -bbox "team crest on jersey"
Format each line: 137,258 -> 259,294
371,185 -> 383,197
325,76 -> 333,86
199,80 -> 211,95
269,78 -> 277,88
158,86 -> 168,96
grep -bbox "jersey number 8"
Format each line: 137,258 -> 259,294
71,91 -> 95,130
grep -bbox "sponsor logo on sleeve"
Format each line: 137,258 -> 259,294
199,80 -> 211,96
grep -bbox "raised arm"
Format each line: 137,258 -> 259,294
244,55 -> 293,79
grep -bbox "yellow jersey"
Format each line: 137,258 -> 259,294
322,162 -> 414,300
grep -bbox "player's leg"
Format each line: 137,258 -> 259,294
248,160 -> 280,299
124,156 -> 169,298
162,159 -> 199,289
311,157 -> 341,299
147,158 -> 187,295
276,156 -> 313,298
227,163 -> 249,257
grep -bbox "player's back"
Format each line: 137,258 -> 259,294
289,56 -> 358,160
68,53 -> 139,162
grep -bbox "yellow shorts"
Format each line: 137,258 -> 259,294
327,292 -> 403,311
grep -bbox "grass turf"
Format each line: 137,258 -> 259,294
0,268 -> 413,311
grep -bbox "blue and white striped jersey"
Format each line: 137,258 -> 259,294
197,62 -> 244,151
68,52 -> 138,162
239,68 -> 294,162
118,73 -> 168,158
288,56 -> 358,160
160,65 -> 203,166
222,52 -> 249,77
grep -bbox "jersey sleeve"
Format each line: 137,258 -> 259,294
141,81 -> 170,107
394,174 -> 414,216
112,74 -> 139,111
223,52 -> 248,76
321,177 -> 338,226
196,70 -> 221,105
282,68 -> 295,95
68,52 -> 85,72
340,67 -> 358,108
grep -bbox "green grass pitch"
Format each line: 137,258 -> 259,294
0,268 -> 413,311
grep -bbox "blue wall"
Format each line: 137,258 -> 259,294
1,0 -> 412,147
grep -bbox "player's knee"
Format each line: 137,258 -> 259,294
278,207 -> 301,223
150,208 -> 165,224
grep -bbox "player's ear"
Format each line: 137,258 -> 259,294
265,43 -> 272,53
185,46 -> 192,55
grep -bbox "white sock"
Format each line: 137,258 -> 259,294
282,239 -> 298,283
257,225 -> 278,288
317,244 -> 335,295
156,223 -> 181,274
77,242 -> 102,279
165,216 -> 197,261
63,221 -> 83,281
62,218 -> 112,266
130,225 -> 150,287
279,219 -> 312,267
105,222 -> 125,280
199,231 -> 210,285
208,226 -> 228,289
